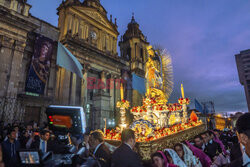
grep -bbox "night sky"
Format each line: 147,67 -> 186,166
27,0 -> 250,113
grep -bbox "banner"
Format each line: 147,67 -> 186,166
195,99 -> 203,114
132,73 -> 146,94
25,34 -> 54,94
57,42 -> 83,78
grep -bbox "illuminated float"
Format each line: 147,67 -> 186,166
104,46 -> 205,160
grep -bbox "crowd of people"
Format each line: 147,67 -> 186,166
0,113 -> 249,167
150,113 -> 249,167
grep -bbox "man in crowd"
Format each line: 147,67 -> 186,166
1,127 -> 20,167
229,113 -> 250,167
30,129 -> 53,154
88,130 -> 111,167
202,131 -> 222,160
194,135 -> 205,151
230,138 -> 242,163
111,128 -> 143,167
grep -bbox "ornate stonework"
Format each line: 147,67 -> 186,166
57,0 -> 127,129
78,10 -> 108,27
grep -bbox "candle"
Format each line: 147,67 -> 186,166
120,83 -> 124,100
181,84 -> 185,98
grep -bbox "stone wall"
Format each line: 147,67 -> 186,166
0,0 -> 59,124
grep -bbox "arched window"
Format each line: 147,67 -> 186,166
126,48 -> 131,60
113,39 -> 117,53
140,48 -> 144,62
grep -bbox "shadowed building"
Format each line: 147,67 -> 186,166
235,49 -> 250,112
0,0 -> 59,124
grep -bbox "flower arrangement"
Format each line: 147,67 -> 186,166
130,103 -> 183,113
143,97 -> 157,106
131,106 -> 147,113
104,120 -> 202,142
116,99 -> 130,109
178,98 -> 190,105
166,103 -> 182,112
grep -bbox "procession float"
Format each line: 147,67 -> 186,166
104,46 -> 205,160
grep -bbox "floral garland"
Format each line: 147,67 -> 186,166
131,106 -> 147,113
116,99 -> 130,109
167,103 -> 183,111
143,97 -> 157,106
130,103 -> 183,113
104,120 -> 202,142
178,98 -> 190,105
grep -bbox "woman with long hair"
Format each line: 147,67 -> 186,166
164,149 -> 187,167
174,143 -> 202,167
185,141 -> 212,167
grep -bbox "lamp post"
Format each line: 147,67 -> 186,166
116,83 -> 129,131
180,84 -> 189,123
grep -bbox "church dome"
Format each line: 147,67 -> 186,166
122,14 -> 146,42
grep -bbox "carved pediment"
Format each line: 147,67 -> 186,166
85,10 -> 108,25
75,7 -> 114,30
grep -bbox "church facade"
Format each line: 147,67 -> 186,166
0,0 -> 149,129
56,0 -> 128,129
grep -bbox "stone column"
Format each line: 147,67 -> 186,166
101,70 -> 108,93
109,74 -> 115,118
68,73 -> 76,105
114,75 -> 121,125
114,75 -> 121,101
80,71 -> 87,106
0,39 -> 26,123
62,69 -> 71,105
80,64 -> 90,106
113,38 -> 117,54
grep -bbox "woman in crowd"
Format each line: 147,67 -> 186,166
151,151 -> 178,167
185,141 -> 212,167
174,143 -> 202,167
164,149 -> 187,167
210,130 -> 228,155
209,130 -> 230,166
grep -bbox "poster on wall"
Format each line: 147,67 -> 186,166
25,34 -> 54,95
